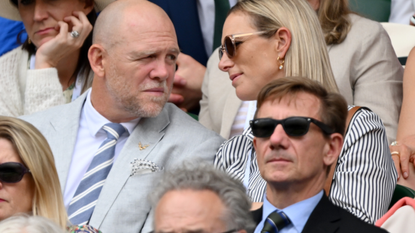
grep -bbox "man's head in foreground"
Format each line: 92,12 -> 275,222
252,76 -> 347,208
151,164 -> 255,233
88,0 -> 180,122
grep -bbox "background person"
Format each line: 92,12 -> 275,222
0,0 -> 112,117
151,163 -> 255,233
0,214 -> 66,233
214,0 -> 396,223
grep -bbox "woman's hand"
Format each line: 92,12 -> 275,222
390,135 -> 415,180
35,11 -> 92,69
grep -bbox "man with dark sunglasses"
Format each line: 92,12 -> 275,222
251,77 -> 387,233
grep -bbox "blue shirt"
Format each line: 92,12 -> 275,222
0,17 -> 26,56
254,191 -> 324,233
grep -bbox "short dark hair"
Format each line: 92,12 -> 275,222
255,76 -> 348,136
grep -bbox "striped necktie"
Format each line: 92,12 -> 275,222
261,210 -> 291,233
67,123 -> 126,225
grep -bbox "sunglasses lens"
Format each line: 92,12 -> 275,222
251,119 -> 276,138
0,163 -> 25,183
224,36 -> 234,58
284,118 -> 309,136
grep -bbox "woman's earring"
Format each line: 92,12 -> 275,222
277,56 -> 285,70
28,38 -> 31,44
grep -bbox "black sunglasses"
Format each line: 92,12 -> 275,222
218,31 -> 268,60
250,117 -> 334,138
0,162 -> 31,183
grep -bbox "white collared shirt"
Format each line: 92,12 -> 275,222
63,90 -> 140,209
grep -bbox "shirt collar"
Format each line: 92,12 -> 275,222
84,90 -> 140,137
262,190 -> 323,232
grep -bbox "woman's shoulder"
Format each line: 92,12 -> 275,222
0,46 -> 25,61
347,13 -> 385,37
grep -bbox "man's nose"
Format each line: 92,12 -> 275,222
269,124 -> 289,149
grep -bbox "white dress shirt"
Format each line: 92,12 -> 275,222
389,0 -> 415,24
63,90 -> 140,209
197,0 -> 238,55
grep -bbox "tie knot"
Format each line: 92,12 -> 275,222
261,210 -> 291,233
102,123 -> 126,140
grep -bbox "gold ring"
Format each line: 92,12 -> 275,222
391,151 -> 400,156
391,141 -> 398,146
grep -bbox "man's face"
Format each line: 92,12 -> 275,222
253,93 -> 331,189
154,189 -> 229,233
103,13 -> 180,118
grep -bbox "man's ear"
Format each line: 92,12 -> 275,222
273,27 -> 292,59
253,137 -> 258,152
323,133 -> 343,167
88,44 -> 106,78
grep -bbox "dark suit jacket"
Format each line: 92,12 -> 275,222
149,0 -> 208,65
252,195 -> 388,233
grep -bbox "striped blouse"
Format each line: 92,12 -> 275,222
214,106 -> 397,224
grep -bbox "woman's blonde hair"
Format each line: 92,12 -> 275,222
230,0 -> 339,93
318,0 -> 351,45
0,117 -> 68,228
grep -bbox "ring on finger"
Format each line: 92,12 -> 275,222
391,151 -> 400,156
391,141 -> 398,146
70,30 -> 80,38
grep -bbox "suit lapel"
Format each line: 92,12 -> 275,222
50,94 -> 86,192
302,195 -> 341,233
89,106 -> 170,227
220,90 -> 242,138
251,206 -> 263,226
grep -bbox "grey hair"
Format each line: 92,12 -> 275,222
0,214 -> 66,233
151,162 -> 256,232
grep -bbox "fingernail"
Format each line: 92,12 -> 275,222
404,172 -> 408,178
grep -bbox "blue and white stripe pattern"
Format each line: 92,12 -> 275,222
68,123 -> 126,225
214,106 -> 397,224
261,210 -> 291,233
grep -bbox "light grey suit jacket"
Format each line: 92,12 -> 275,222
21,93 -> 224,232
199,14 -> 402,142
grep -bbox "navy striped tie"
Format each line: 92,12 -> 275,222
261,210 -> 291,233
67,123 -> 126,225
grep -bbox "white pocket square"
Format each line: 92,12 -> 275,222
130,158 -> 162,176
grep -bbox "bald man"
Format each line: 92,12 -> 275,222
21,1 -> 224,232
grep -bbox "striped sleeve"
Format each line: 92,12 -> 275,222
329,107 -> 398,224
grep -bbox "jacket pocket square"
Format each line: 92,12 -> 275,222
130,158 -> 162,176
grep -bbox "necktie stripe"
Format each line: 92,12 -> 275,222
70,180 -> 106,205
68,200 -> 98,219
68,123 -> 125,225
82,159 -> 114,180
103,126 -> 120,139
94,140 -> 116,155
261,210 -> 291,233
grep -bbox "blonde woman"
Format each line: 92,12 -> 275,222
200,0 -> 402,144
213,0 -> 396,224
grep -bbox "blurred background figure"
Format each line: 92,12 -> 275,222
151,163 -> 255,233
0,0 -> 114,117
0,214 -> 66,233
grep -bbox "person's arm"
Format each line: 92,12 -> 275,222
329,108 -> 397,224
352,19 -> 403,143
390,47 -> 415,185
168,53 -> 205,112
